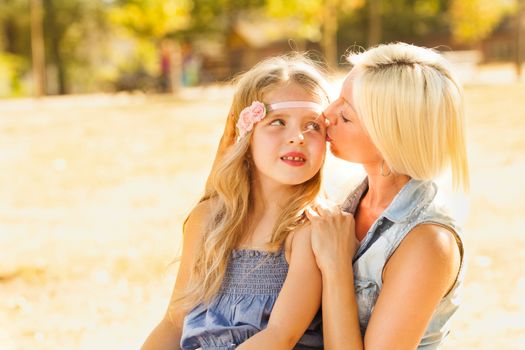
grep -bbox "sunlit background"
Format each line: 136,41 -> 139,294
0,0 -> 524,349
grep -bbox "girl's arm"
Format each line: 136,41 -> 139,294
237,226 -> 322,350
141,201 -> 210,350
308,204 -> 461,350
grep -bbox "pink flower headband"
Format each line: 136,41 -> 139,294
236,100 -> 323,142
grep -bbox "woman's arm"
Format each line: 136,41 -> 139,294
307,205 -> 362,350
308,202 -> 461,350
141,201 -> 210,350
362,224 -> 461,349
237,226 -> 323,350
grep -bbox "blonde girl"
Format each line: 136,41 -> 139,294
142,54 -> 331,350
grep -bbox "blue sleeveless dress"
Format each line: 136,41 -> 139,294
180,248 -> 323,349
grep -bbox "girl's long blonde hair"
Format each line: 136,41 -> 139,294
172,54 -> 331,313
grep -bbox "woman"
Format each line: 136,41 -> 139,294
306,42 -> 468,349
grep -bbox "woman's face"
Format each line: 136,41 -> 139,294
324,72 -> 382,165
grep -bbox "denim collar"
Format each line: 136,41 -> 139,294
342,177 -> 437,224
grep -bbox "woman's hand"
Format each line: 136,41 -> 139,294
306,203 -> 358,275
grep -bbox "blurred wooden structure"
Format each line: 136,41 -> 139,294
195,16 -> 321,83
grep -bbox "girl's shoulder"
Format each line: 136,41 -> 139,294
184,197 -> 219,240
284,222 -> 313,262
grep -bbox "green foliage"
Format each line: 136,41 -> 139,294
0,52 -> 29,97
188,0 -> 266,36
41,0 -> 112,93
449,0 -> 516,44
337,0 -> 449,55
108,0 -> 193,40
0,0 -> 31,56
380,0 -> 449,41
265,0 -> 364,41
0,0 -> 518,96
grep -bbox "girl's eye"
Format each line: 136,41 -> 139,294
269,119 -> 285,126
305,121 -> 321,131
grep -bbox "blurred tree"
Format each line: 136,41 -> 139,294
367,0 -> 381,47
266,0 -> 364,69
0,0 -> 31,55
337,0 -> 449,63
0,0 -> 32,96
381,0 -> 448,43
109,0 -> 192,39
31,0 -> 45,96
449,0 -> 514,44
109,0 -> 193,91
189,0 -> 266,35
42,0 -> 109,94
516,0 -> 524,77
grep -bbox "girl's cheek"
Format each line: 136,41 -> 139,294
313,139 -> 326,153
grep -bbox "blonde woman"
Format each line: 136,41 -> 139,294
307,42 -> 468,349
141,55 -> 331,350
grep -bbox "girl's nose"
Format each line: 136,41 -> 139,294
288,130 -> 305,144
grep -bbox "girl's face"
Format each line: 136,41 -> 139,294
250,82 -> 326,187
323,71 -> 382,165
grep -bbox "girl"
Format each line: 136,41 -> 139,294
141,54 -> 331,350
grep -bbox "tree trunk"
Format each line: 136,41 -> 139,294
4,19 -> 17,54
30,0 -> 46,97
368,0 -> 381,47
44,0 -> 67,94
322,2 -> 338,71
516,0 -> 524,79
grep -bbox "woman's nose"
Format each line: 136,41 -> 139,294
323,102 -> 338,126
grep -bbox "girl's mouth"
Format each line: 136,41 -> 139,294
280,152 -> 307,167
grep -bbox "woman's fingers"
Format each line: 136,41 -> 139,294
305,206 -> 319,220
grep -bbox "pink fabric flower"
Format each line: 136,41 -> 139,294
236,101 -> 267,141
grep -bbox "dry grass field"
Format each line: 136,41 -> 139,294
0,77 -> 524,349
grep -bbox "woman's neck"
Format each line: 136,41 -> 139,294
361,164 -> 410,210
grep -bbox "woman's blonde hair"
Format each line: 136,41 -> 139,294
348,42 -> 469,190
171,54 -> 330,313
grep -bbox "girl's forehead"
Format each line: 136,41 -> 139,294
265,82 -> 322,103
267,109 -> 321,118
266,100 -> 324,119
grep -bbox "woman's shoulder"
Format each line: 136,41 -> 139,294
405,224 -> 461,260
386,223 -> 462,289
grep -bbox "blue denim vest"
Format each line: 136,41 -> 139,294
342,178 -> 465,349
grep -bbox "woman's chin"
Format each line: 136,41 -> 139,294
329,144 -> 341,157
